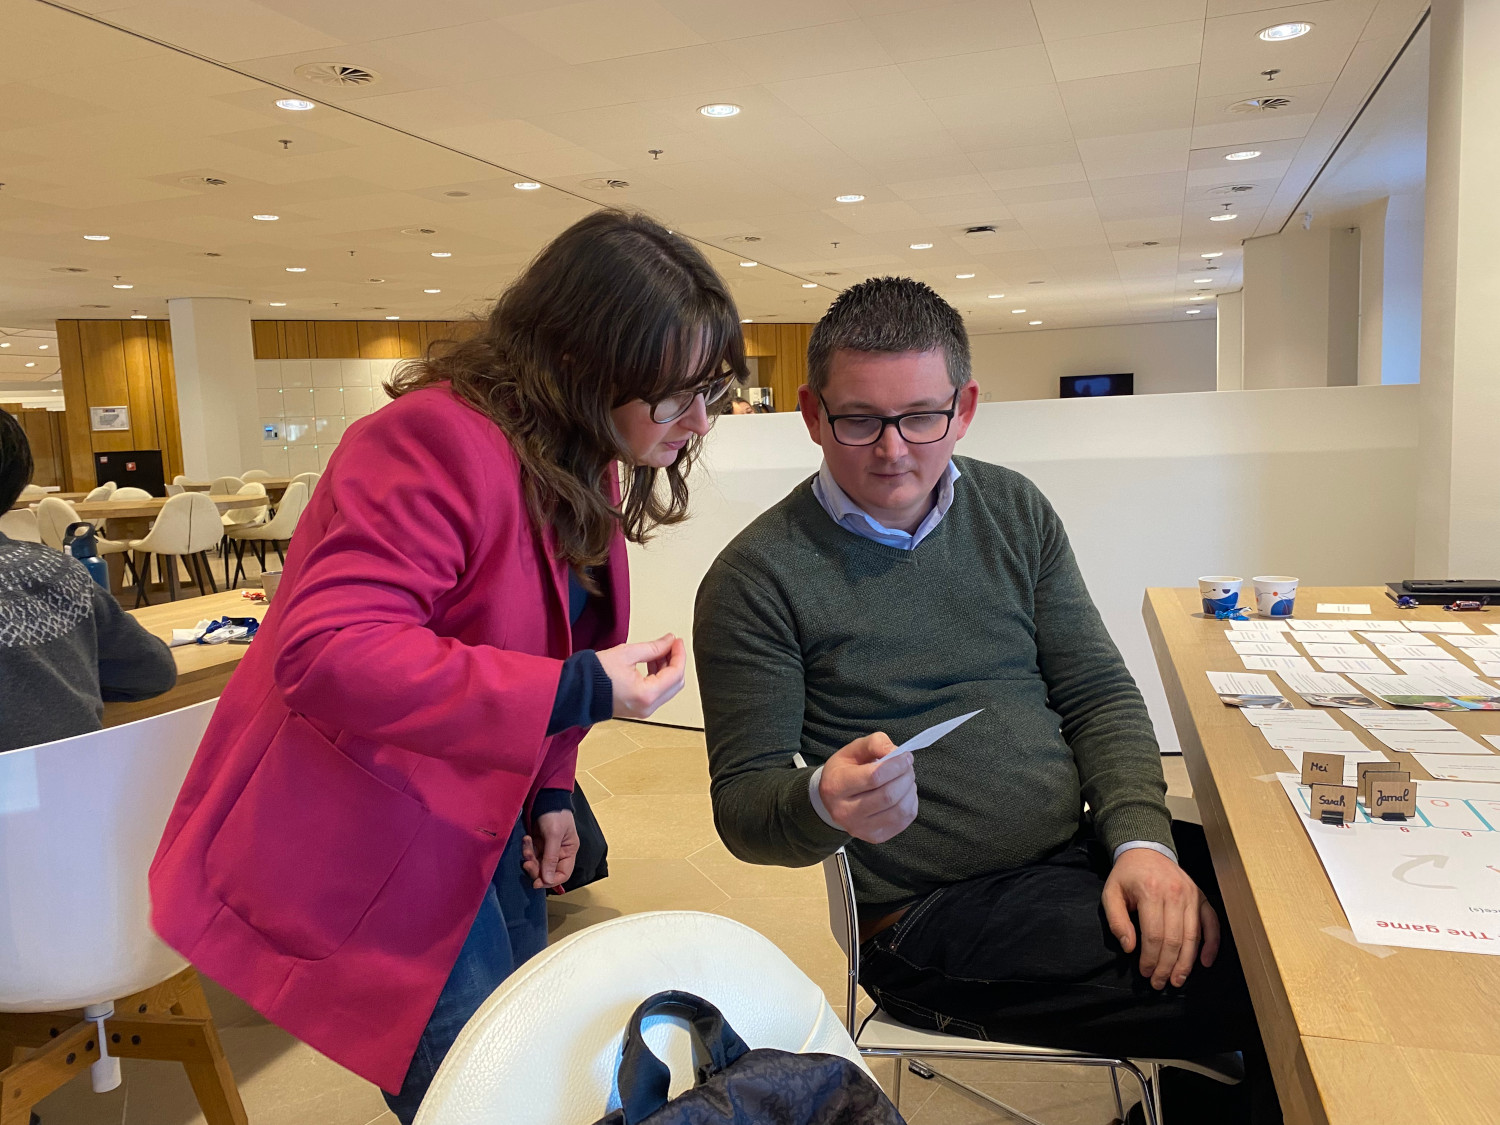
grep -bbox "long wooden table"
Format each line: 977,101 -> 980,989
182,477 -> 290,502
103,590 -> 267,728
1144,586 -> 1500,1124
70,494 -> 266,595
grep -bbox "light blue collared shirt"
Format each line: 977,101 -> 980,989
805,459 -> 1175,866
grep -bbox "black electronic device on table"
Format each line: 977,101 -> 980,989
1059,373 -> 1133,398
1385,579 -> 1500,605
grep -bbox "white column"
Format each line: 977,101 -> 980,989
1356,199 -> 1388,385
167,298 -> 260,481
1216,290 -> 1244,390
1381,193 -> 1424,384
1416,0 -> 1500,575
1241,226 -> 1333,388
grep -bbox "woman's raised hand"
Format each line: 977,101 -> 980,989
597,634 -> 686,719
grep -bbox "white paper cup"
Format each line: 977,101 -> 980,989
261,571 -> 282,602
1253,575 -> 1299,618
1198,576 -> 1243,615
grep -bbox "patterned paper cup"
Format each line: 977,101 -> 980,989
1198,576 -> 1243,615
1253,575 -> 1299,618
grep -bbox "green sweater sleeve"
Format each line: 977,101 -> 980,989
694,555 -> 850,867
1028,489 -> 1173,856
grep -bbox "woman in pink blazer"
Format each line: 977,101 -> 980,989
149,211 -> 745,1122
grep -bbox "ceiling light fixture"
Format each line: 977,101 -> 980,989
514,181 -> 541,190
801,282 -> 818,288
385,315 -> 400,320
130,313 -> 146,319
37,344 -> 48,349
285,266 -> 306,272
0,343 -> 8,347
834,194 -> 864,203
1186,309 -> 1202,314
252,214 -> 279,221
276,98 -> 316,111
424,288 -> 442,293
741,318 -> 752,323
956,273 -> 975,279
1028,320 -> 1042,326
1201,252 -> 1224,259
739,260 -> 758,267
25,362 -> 35,367
269,302 -> 287,306
1194,277 -> 1213,284
987,293 -> 1004,299
909,242 -> 933,250
1259,21 -> 1313,41
430,251 -> 452,258
83,234 -> 110,241
1191,295 -> 1208,301
699,103 -> 741,117
1011,309 -> 1026,314
112,283 -> 133,289
1210,213 -> 1237,221
1224,150 -> 1261,161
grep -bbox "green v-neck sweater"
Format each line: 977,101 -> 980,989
693,456 -> 1172,910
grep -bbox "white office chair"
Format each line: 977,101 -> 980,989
35,497 -> 136,592
165,483 -> 185,496
239,469 -> 272,482
0,701 -> 247,1125
219,483 -> 268,587
415,911 -> 868,1125
288,471 -> 320,497
83,482 -> 117,501
126,492 -> 221,604
820,850 -> 1241,1124
227,480 -> 306,587
0,507 -> 42,542
171,474 -> 189,486
110,486 -> 153,501
18,483 -> 47,502
207,475 -> 242,494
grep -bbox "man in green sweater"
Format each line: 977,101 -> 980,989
694,279 -> 1278,1123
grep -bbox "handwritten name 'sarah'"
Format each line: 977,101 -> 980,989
1316,791 -> 1347,807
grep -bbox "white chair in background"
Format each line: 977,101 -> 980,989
34,497 -> 136,586
165,484 -> 184,496
126,492 -> 221,604
171,474 -> 189,486
218,483 -> 268,587
110,486 -> 153,501
414,911 -> 866,1125
0,508 -> 42,542
0,702 -> 247,1125
239,469 -> 272,482
288,471 -> 320,496
18,484 -> 47,502
83,482 -> 117,501
207,475 -> 242,494
226,480 -> 306,588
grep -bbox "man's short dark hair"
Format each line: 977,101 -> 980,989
0,408 -> 34,512
807,276 -> 971,394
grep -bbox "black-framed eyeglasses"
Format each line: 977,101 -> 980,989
818,390 -> 959,447
649,371 -> 735,424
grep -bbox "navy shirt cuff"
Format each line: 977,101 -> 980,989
531,787 -> 575,819
546,650 -> 613,735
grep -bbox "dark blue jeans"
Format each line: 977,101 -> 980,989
383,817 -> 548,1125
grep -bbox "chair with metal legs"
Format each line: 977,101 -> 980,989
820,849 -> 1242,1124
226,480 -> 307,588
125,492 -> 222,604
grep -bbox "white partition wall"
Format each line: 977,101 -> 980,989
629,385 -> 1419,751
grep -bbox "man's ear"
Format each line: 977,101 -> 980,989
951,379 -> 981,440
797,384 -> 823,443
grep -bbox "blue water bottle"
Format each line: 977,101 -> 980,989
63,521 -> 110,590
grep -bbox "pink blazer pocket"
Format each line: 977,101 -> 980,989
205,713 -> 427,961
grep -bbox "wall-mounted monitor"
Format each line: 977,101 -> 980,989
1059,373 -> 1134,399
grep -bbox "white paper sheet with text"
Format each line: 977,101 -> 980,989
1409,755 -> 1500,782
1315,604 -> 1371,614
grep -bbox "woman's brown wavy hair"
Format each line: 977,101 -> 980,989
389,210 -> 746,575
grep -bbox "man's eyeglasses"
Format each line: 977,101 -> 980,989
818,390 -> 959,447
649,372 -> 735,424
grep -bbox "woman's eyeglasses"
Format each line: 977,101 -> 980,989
818,390 -> 959,447
649,372 -> 735,424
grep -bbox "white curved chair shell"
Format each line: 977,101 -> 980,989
128,492 -> 222,555
221,482 -> 267,529
165,483 -> 184,496
415,911 -> 866,1125
111,486 -> 153,501
228,480 -> 306,544
240,469 -> 272,482
0,508 -> 42,542
84,483 -> 117,501
171,474 -> 189,485
35,496 -> 129,555
208,475 -> 243,494
18,484 -> 47,502
0,701 -> 216,1011
289,471 -> 320,496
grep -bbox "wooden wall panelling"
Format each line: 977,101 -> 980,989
121,323 -> 161,455
355,321 -> 402,359
4,408 -> 65,488
77,321 -> 134,454
148,322 -> 184,483
397,322 -> 422,358
279,321 -> 312,359
313,321 -> 359,359
55,322 -> 95,490
250,320 -> 480,360
251,321 -> 280,360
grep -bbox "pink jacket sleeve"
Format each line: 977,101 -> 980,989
273,395 -> 562,770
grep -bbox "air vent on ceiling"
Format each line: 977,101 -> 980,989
1124,241 -> 1161,248
724,235 -> 762,243
442,190 -> 471,198
964,225 -> 997,238
1228,96 -> 1293,113
1209,185 -> 1256,195
580,178 -> 630,191
180,176 -> 228,187
200,252 -> 223,257
294,62 -> 379,87
81,304 -> 110,309
401,226 -> 438,236
51,266 -> 88,273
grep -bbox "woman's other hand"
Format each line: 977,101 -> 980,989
597,634 -> 686,719
521,810 -> 579,890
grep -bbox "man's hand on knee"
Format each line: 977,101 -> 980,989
1101,848 -> 1221,990
818,733 -> 918,843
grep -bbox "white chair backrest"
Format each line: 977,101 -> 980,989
165,483 -> 184,496
18,484 -> 46,502
222,482 -> 268,527
821,850 -> 863,1034
415,911 -> 865,1125
208,475 -> 243,494
289,471 -> 320,495
84,483 -> 116,501
0,701 -> 216,1011
260,480 -> 307,538
171,474 -> 189,485
0,508 -> 42,543
111,486 -> 153,500
133,492 -> 223,555
240,469 -> 272,482
35,496 -> 81,550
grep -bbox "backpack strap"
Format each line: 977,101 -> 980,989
615,990 -> 751,1124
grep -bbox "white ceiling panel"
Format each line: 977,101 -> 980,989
1059,66 -> 1199,138
1076,129 -> 1194,179
655,0 -> 859,40
1198,0 -> 1379,97
862,0 -> 1042,62
927,85 -> 1074,151
1046,22 -> 1205,83
497,0 -> 707,65
103,1 -> 345,62
716,21 -> 893,83
1033,0 -> 1208,39
765,66 -> 925,117
896,45 -> 1056,100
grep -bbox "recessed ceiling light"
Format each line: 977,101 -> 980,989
741,318 -> 753,323
51,389 -> 59,392
1259,21 -> 1312,41
834,194 -> 864,203
1191,295 -> 1208,301
740,260 -> 758,267
385,315 -> 400,320
1011,309 -> 1026,314
1194,277 -> 1213,284
514,181 -> 541,191
1209,213 -> 1237,222
25,362 -> 35,367
130,313 -> 146,319
1201,252 -> 1224,259
987,293 -> 1004,299
268,302 -> 287,306
1186,309 -> 1202,314
1225,150 -> 1261,161
0,342 -> 7,347
956,273 -> 975,279
909,242 -> 933,250
801,282 -> 818,288
1028,320 -> 1042,326
252,214 -> 279,221
699,103 -> 741,117
37,344 -> 48,349
276,98 -> 316,111
431,251 -> 452,258
112,283 -> 133,289
285,266 -> 306,272
424,288 -> 442,293
83,234 -> 110,241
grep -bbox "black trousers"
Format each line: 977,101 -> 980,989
859,822 -> 1282,1123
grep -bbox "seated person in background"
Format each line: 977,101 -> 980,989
0,409 -> 176,752
728,397 -> 755,415
693,278 -> 1280,1124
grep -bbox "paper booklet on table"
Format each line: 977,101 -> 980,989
1206,671 -> 1290,708
1277,670 -> 1380,709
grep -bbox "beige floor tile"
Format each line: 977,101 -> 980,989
686,839 -> 827,901
710,897 -> 849,1013
576,722 -> 645,771
32,1078 -> 126,1125
547,856 -> 730,942
589,793 -> 720,860
589,745 -> 711,796
201,972 -> 269,1029
581,771 -> 614,799
615,721 -> 707,749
